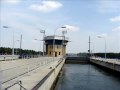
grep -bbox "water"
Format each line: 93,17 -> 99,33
55,64 -> 120,90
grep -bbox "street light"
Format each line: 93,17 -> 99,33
12,31 -> 15,56
2,26 -> 15,59
62,27 -> 67,57
0,26 -> 9,47
34,39 -> 42,56
90,42 -> 95,57
14,40 -> 20,55
97,36 -> 106,59
40,30 -> 45,56
53,26 -> 67,58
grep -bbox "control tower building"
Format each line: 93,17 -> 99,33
44,36 -> 69,57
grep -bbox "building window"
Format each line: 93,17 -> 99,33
50,45 -> 53,49
59,52 -> 61,55
57,45 -> 59,49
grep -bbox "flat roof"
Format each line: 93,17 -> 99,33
44,35 -> 69,41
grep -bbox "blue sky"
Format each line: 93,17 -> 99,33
0,0 -> 120,53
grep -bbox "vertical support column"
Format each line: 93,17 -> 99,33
88,36 -> 91,56
20,34 -> 22,56
0,62 -> 2,90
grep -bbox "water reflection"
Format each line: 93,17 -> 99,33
55,64 -> 120,90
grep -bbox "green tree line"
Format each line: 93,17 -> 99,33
0,47 -> 41,55
77,52 -> 120,59
94,53 -> 120,59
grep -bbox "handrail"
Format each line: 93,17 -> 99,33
0,60 -> 40,72
0,57 -> 51,72
5,81 -> 27,90
0,57 -> 60,84
31,58 -> 64,90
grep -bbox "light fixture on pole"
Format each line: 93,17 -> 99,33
1,26 -> 9,47
2,26 -> 15,56
52,26 -> 67,59
40,30 -> 45,56
97,36 -> 106,59
12,31 -> 15,57
34,39 -> 42,56
14,40 -> 20,55
20,34 -> 22,56
61,27 -> 67,57
3,26 -> 15,59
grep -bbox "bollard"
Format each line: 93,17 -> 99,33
19,81 -> 22,90
4,57 -> 6,61
112,63 -> 115,70
27,65 -> 30,76
54,68 -> 56,79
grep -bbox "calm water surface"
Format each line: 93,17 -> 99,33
55,64 -> 120,90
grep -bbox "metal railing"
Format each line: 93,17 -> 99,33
31,57 -> 64,90
5,81 -> 27,90
90,56 -> 120,65
0,55 -> 42,61
0,55 -> 19,61
0,57 -> 61,85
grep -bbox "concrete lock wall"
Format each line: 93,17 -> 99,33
90,59 -> 120,73
66,56 -> 89,64
38,59 -> 65,90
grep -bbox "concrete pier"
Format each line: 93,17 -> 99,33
0,57 -> 65,90
90,57 -> 120,73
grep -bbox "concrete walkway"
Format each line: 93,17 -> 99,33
90,57 -> 120,73
0,57 -> 64,90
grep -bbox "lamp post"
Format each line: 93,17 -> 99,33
52,26 -> 67,60
12,31 -> 15,56
34,39 -> 42,56
2,26 -> 15,59
0,26 -> 9,47
19,34 -> 22,56
40,30 -> 45,56
88,36 -> 91,56
97,36 -> 106,59
62,27 -> 67,57
0,27 -> 1,47
15,40 -> 20,55
90,42 -> 95,57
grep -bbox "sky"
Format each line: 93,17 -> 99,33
0,0 -> 120,53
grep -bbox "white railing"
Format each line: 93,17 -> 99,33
0,57 -> 62,85
0,55 -> 19,61
90,56 -> 120,65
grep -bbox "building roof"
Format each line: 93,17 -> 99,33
44,35 -> 69,41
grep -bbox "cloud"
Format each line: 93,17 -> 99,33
110,16 -> 120,22
112,26 -> 120,32
63,25 -> 80,32
3,0 -> 20,4
97,33 -> 107,38
29,1 -> 62,12
96,0 -> 120,13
